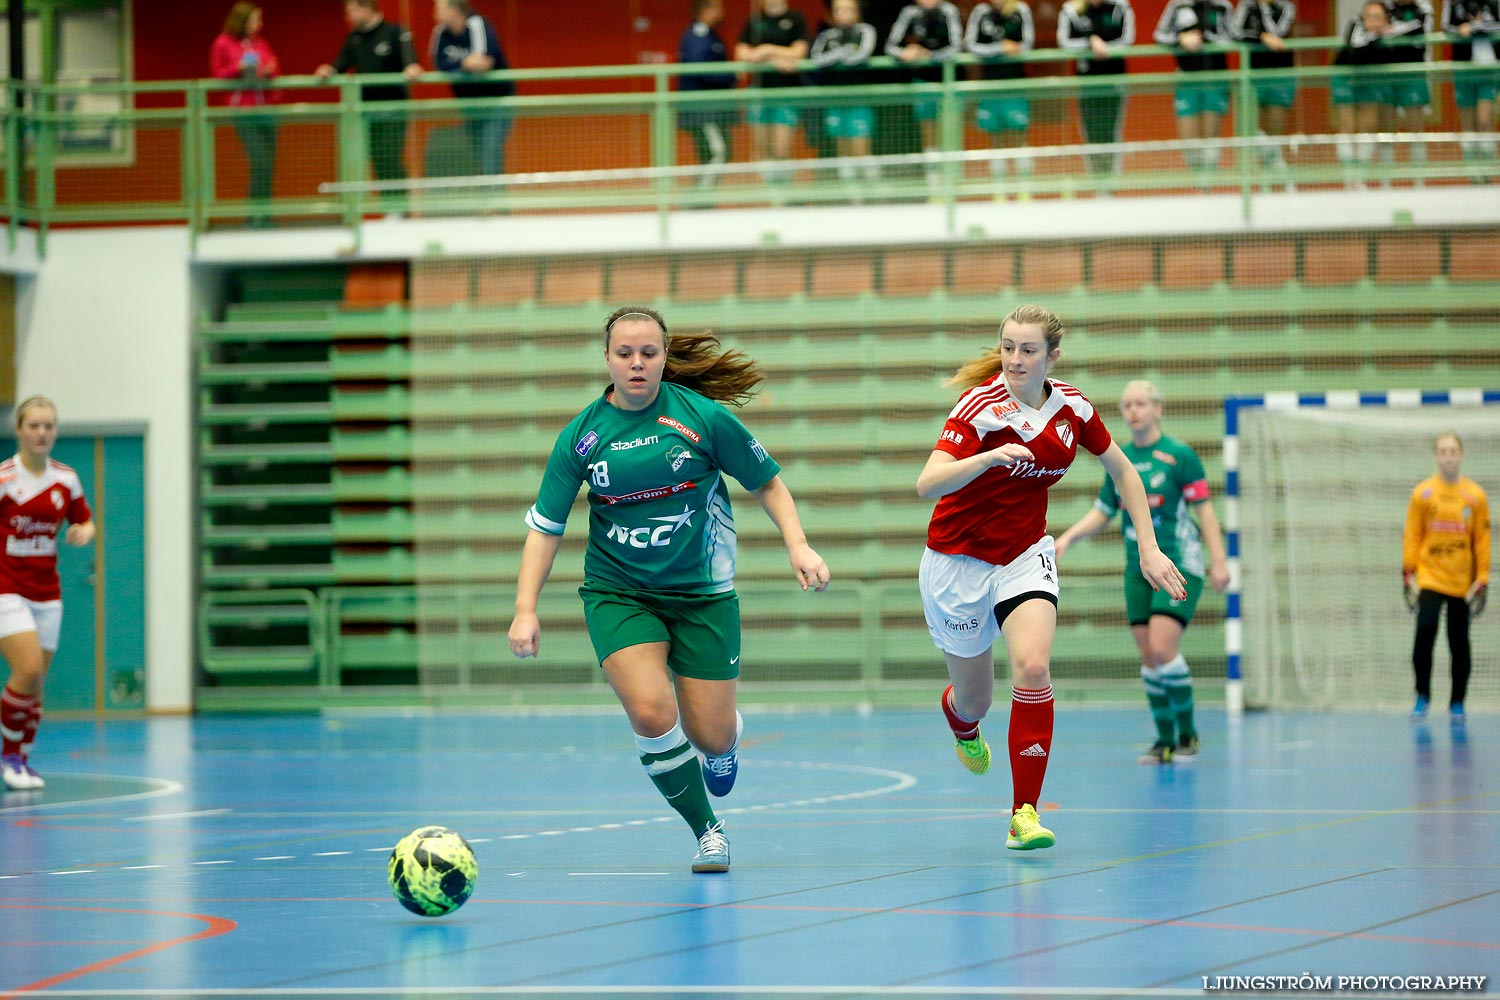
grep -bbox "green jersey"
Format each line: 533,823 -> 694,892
526,382 -> 781,594
1094,434 -> 1210,577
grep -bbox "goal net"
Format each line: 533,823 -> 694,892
1228,390 -> 1500,713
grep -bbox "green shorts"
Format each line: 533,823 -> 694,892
580,584 -> 741,680
1174,81 -> 1232,117
1253,80 -> 1297,109
824,106 -> 874,139
1330,73 -> 1390,107
1389,76 -> 1430,109
747,103 -> 800,128
1124,569 -> 1204,628
1454,72 -> 1499,109
975,96 -> 1031,132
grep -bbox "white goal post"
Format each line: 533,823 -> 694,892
1224,389 -> 1500,715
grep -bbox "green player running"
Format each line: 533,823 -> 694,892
507,306 -> 831,873
1054,380 -> 1228,764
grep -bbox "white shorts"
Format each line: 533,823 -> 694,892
920,538 -> 1060,658
0,594 -> 64,651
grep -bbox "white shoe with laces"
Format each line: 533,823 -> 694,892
691,822 -> 730,873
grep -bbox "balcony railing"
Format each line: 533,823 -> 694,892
0,34 -> 1489,251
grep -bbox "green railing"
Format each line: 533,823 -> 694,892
0,34 -> 1489,252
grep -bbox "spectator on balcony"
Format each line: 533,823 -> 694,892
678,0 -> 739,189
408,0 -> 514,180
1233,0 -> 1297,173
316,0 -> 421,209
1155,0 -> 1237,172
1058,0 -> 1136,178
886,0 -> 964,181
967,0 -> 1037,191
735,0 -> 810,183
1385,0 -> 1435,177
1443,0 -> 1500,166
210,2 -> 281,226
1331,0 -> 1392,179
810,0 -> 880,188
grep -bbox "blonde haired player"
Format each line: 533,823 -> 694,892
1054,380 -> 1229,764
916,306 -> 1185,851
1,396 -> 95,791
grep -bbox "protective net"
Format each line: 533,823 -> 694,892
1235,399 -> 1499,711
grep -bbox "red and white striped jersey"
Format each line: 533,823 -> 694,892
0,455 -> 92,601
926,377 -> 1112,567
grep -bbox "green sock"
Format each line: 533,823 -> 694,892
636,722 -> 717,836
1141,664 -> 1175,744
1160,655 -> 1195,740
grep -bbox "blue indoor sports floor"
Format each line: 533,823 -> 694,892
1,707 -> 1495,999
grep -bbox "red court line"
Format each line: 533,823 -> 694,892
0,905 -> 237,997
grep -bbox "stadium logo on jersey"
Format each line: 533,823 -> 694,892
748,438 -> 768,463
576,431 -> 600,457
1054,419 -> 1073,448
597,480 -> 698,505
606,505 -> 696,548
656,416 -> 701,443
667,445 -> 693,473
611,435 -> 660,452
940,429 -> 964,446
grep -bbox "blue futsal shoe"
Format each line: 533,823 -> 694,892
701,711 -> 743,798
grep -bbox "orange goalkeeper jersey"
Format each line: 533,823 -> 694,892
1403,474 -> 1491,598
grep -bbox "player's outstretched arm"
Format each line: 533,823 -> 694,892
1054,507 -> 1109,561
915,445 -> 1033,500
753,475 -> 830,592
509,529 -> 565,658
1097,442 -> 1187,599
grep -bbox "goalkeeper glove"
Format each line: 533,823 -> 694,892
1403,571 -> 1418,612
1470,583 -> 1487,619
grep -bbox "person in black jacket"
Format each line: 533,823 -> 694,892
886,0 -> 964,176
1331,1 -> 1391,179
967,0 -> 1037,187
317,0 -> 420,205
1155,0 -> 1236,171
413,0 -> 513,180
678,0 -> 739,188
1058,0 -> 1136,177
1444,0 -> 1500,164
1233,0 -> 1297,172
811,0 -> 880,185
735,0 -> 809,181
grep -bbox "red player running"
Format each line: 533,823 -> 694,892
1,396 -> 94,791
916,305 -> 1185,850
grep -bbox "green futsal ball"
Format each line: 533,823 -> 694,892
388,826 -> 478,917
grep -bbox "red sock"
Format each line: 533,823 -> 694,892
2,685 -> 36,757
23,698 -> 42,758
1008,686 -> 1054,812
941,685 -> 980,740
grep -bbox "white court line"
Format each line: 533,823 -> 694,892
121,865 -> 165,870
0,775 -> 183,814
567,872 -> 669,876
0,986 -> 1222,996
125,808 -> 230,822
253,856 -> 295,861
192,860 -> 234,866
49,869 -> 94,875
312,851 -> 351,856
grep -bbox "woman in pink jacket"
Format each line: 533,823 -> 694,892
210,2 -> 280,225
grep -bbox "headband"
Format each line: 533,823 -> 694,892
606,311 -> 666,333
